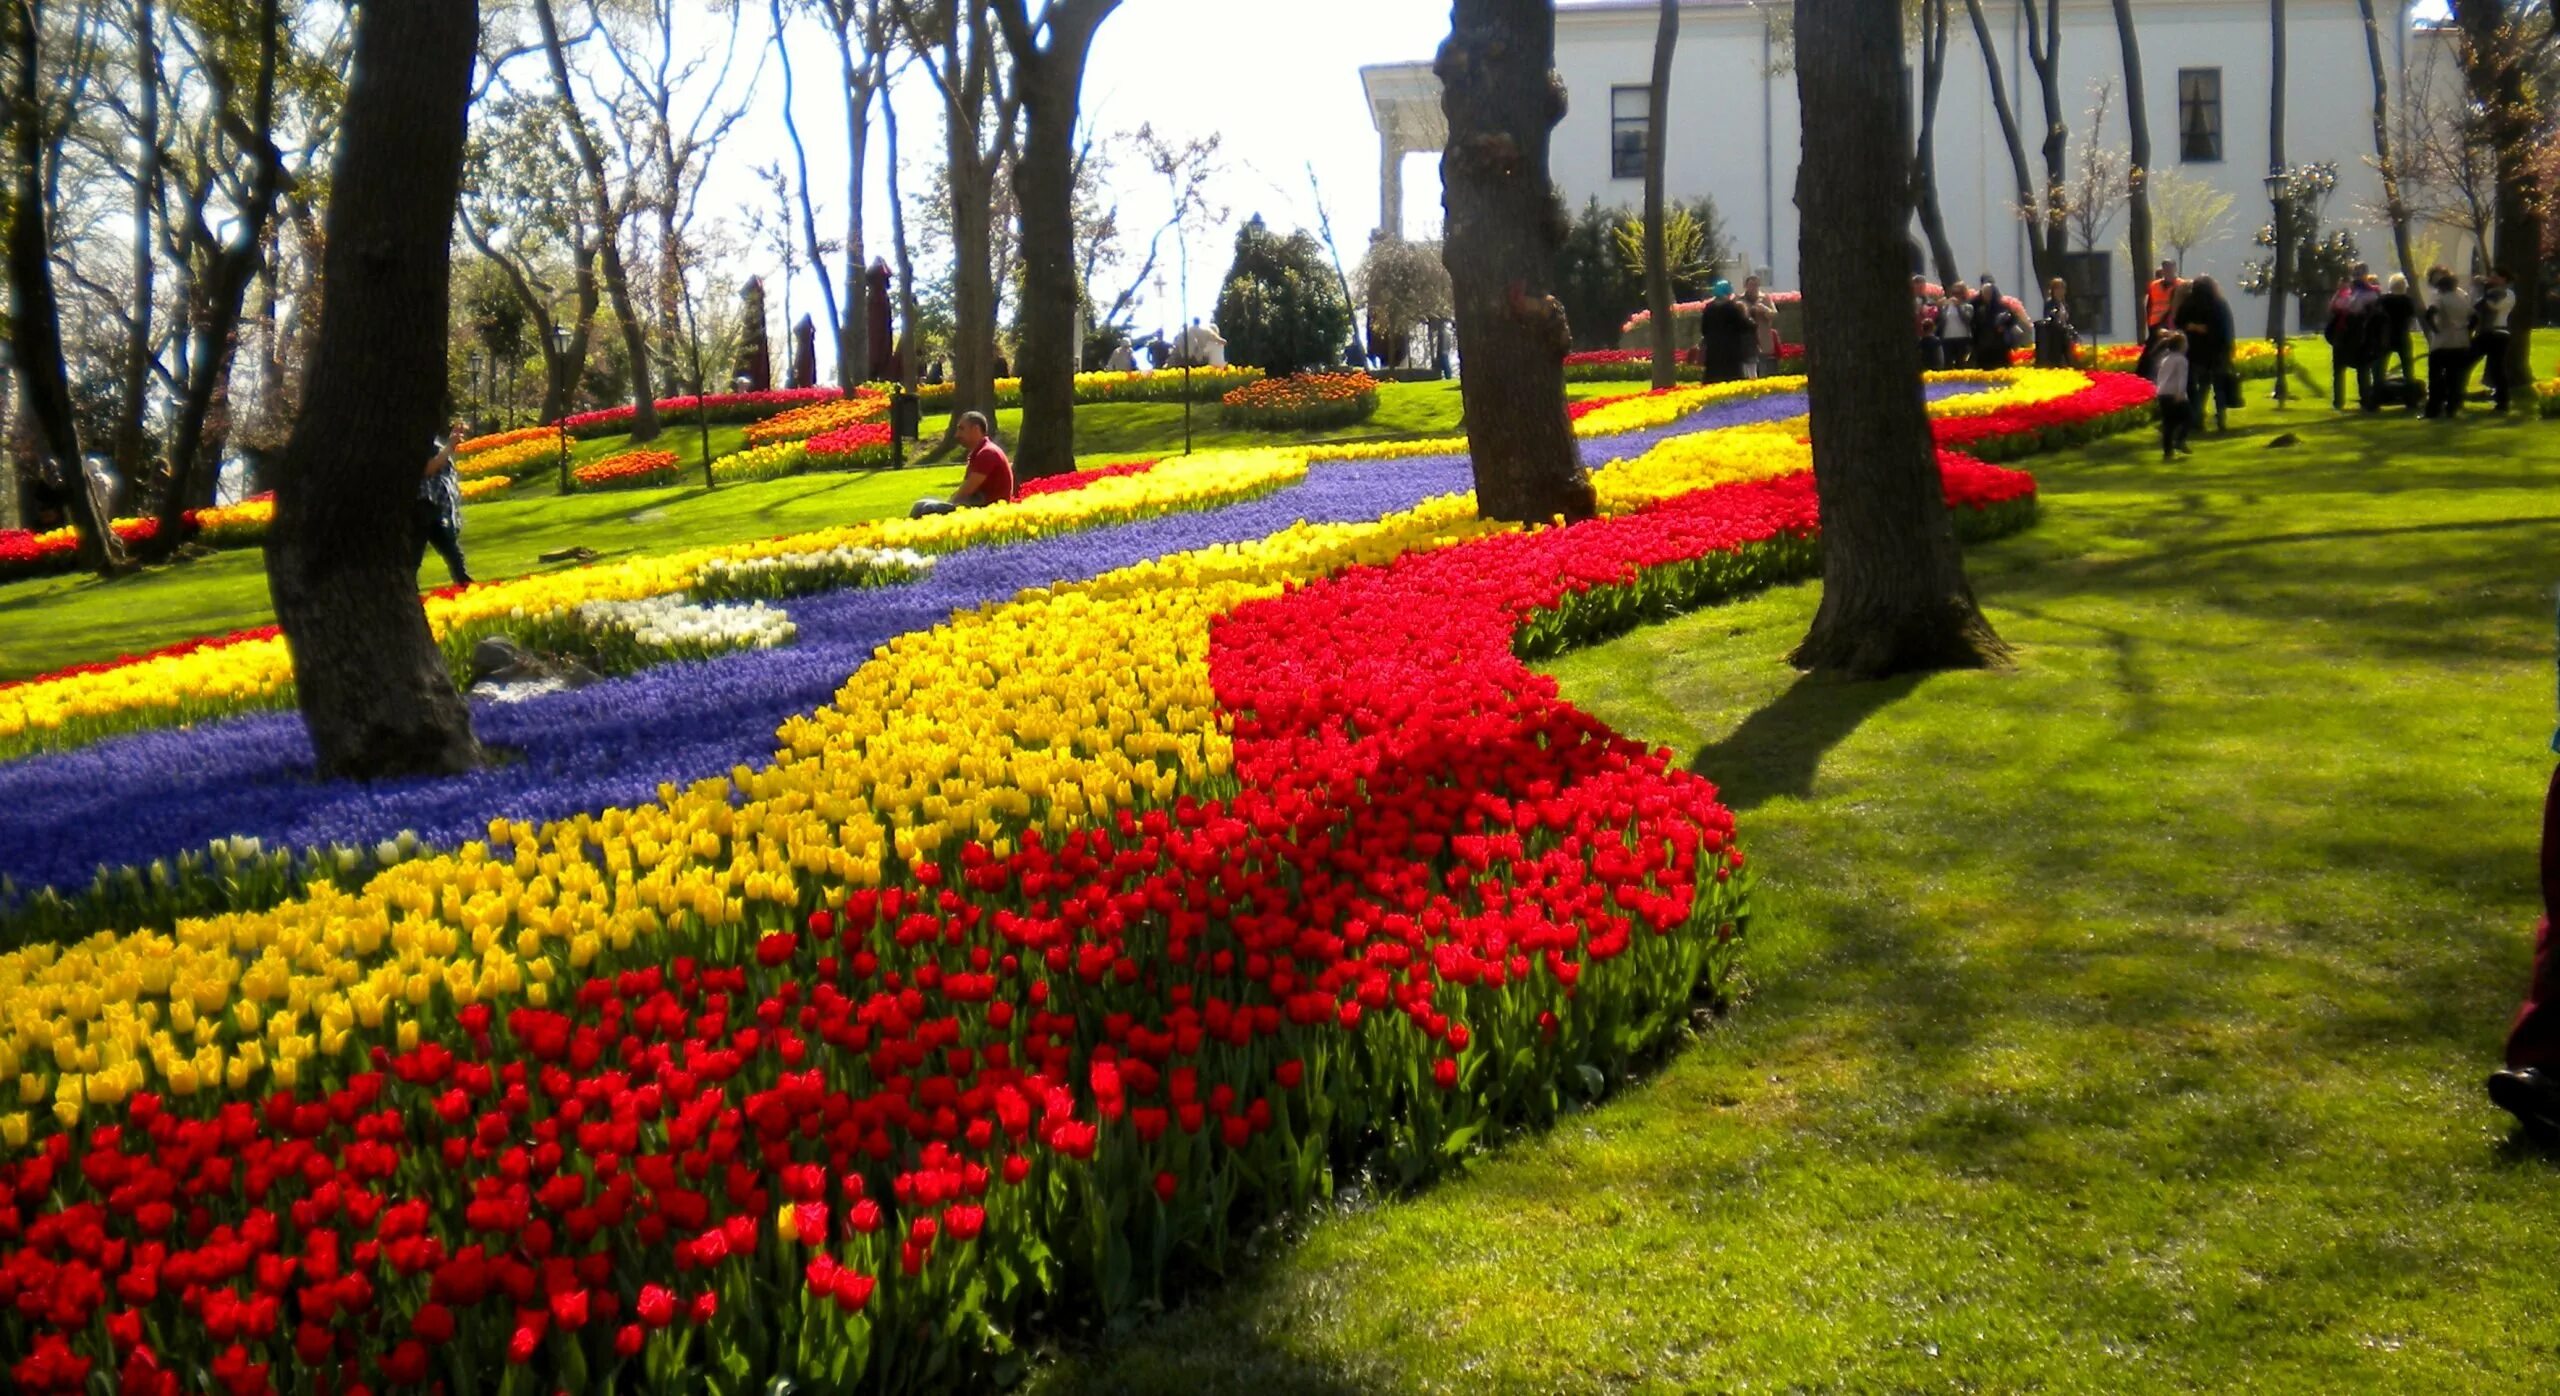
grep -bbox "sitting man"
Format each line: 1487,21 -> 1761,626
910,411 -> 1016,518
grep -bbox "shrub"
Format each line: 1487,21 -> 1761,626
1219,371 -> 1381,431
1213,216 -> 1353,374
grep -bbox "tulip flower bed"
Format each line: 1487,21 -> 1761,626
0,409 -> 2049,1391
560,388 -> 844,440
1015,460 -> 1161,499
574,450 -> 687,490
911,366 -> 1263,411
1564,347 -> 1806,381
456,431 -> 567,481
0,517 -> 167,584
1218,372 -> 1383,431
801,423 -> 897,473
2008,338 -> 2281,379
180,482 -> 515,556
744,395 -> 889,447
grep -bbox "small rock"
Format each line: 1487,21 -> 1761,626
469,636 -> 537,686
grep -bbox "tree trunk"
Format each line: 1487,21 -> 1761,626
1792,0 -> 2005,678
1643,0 -> 1679,390
882,52 -> 923,391
265,0 -> 483,781
2111,0 -> 2154,336
1437,0 -> 1593,525
5,0 -> 127,575
2447,0 -> 2542,394
997,0 -> 1118,480
534,0 -> 657,442
1914,0 -> 1960,288
775,0 -> 843,386
146,0 -> 283,560
2355,0 -> 2416,281
1962,0 -> 2057,289
114,0 -> 159,487
2267,0 -> 2287,341
2023,0 -> 2068,288
826,8 -> 869,390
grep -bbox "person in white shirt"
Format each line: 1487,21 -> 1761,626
2422,266 -> 2476,420
1105,340 -> 1137,373
2151,331 -> 2192,460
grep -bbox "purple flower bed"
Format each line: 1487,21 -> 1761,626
0,384 -> 1991,892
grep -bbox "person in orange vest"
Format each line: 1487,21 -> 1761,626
2144,260 -> 2182,333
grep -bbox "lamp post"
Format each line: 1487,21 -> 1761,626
2263,167 -> 2291,408
549,323 -> 574,494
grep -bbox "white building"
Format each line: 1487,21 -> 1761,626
1366,1 -> 2471,341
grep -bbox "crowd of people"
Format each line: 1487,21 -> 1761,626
1910,273 -> 2033,372
2317,262 -> 2518,419
1694,275 -> 1786,383
2133,263 -> 2242,460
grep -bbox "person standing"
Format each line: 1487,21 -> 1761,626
2488,604 -> 2560,1139
415,420 -> 473,587
2179,276 -> 2238,434
2379,273 -> 2420,393
1742,275 -> 1782,377
1696,281 -> 1758,383
2423,266 -> 2476,420
1913,276 -> 1945,370
1938,283 -> 1975,369
2144,260 -> 2183,335
2151,331 -> 2192,460
1972,276 -> 2015,369
2036,276 -> 2077,368
2476,268 -> 2516,414
2325,265 -> 2371,409
910,411 -> 1016,517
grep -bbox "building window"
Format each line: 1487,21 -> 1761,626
2178,68 -> 2222,163
2062,250 -> 2114,338
1610,86 -> 1650,180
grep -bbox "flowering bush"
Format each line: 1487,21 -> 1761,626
745,394 -> 889,447
1219,372 -> 1382,431
913,366 -> 1263,411
574,450 -> 686,490
560,388 -> 843,440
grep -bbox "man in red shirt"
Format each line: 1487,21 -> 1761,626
910,411 -> 1016,517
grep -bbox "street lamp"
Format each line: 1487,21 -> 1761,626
2263,167 -> 2291,409
549,323 -> 574,494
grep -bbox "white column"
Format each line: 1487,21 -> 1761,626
1380,139 -> 1405,242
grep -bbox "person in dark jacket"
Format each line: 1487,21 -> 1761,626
2035,276 -> 2077,368
1972,276 -> 2015,369
2378,272 -> 2420,394
1696,281 -> 1757,384
2178,276 -> 2238,434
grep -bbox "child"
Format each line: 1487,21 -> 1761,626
2152,330 -> 2192,460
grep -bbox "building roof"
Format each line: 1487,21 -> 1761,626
1360,61 -> 1447,148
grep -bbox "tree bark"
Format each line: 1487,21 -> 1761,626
1642,0 -> 1679,390
1913,0 -> 1959,288
5,0 -> 127,574
534,0 -> 658,441
916,0 -> 1016,441
1792,0 -> 2005,678
2021,0 -> 2068,288
881,49 -> 923,391
822,2 -> 872,389
2356,0 -> 2416,281
1437,0 -> 1593,525
996,0 -> 1120,480
264,0 -> 483,780
2111,0 -> 2153,335
1961,0 -> 2057,289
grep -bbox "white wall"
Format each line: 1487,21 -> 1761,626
1546,0 -> 2413,339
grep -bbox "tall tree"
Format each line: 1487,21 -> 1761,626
1641,0 -> 1679,390
906,0 -> 1018,440
2445,0 -> 2552,394
265,0 -> 483,778
5,0 -> 128,574
1912,0 -> 1959,287
1437,0 -> 1593,525
817,0 -> 893,389
532,0 -> 659,441
1961,0 -> 2061,288
2110,0 -> 2154,327
2354,0 -> 2417,280
880,47 -> 922,389
111,0 -> 158,487
2020,0 -> 2068,286
992,0 -> 1119,479
770,0 -> 842,386
459,88 -> 611,426
144,0 -> 288,558
2266,0 -> 2286,339
1792,0 -> 2004,677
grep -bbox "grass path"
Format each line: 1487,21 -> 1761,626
1034,404 -> 2560,1390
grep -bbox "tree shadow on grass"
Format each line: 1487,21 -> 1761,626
1687,671 -> 1929,812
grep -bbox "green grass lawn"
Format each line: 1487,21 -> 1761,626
1,379 -> 1633,680
1032,401 -> 2560,1388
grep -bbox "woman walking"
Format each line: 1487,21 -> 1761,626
416,420 -> 473,587
2178,276 -> 2238,434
